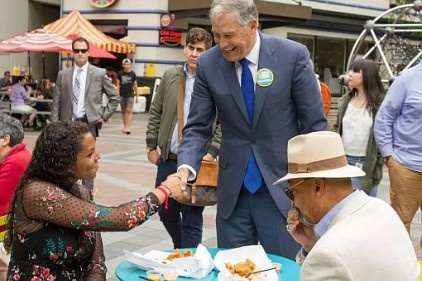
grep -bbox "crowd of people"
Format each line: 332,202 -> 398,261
0,0 -> 420,280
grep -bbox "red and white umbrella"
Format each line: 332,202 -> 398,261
0,28 -> 72,53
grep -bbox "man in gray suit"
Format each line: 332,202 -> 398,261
51,37 -> 120,190
175,0 -> 327,259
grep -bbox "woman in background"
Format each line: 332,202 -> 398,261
4,121 -> 183,280
333,59 -> 385,196
10,76 -> 37,129
35,76 -> 54,127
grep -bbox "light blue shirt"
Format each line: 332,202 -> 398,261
170,63 -> 195,154
298,189 -> 360,262
374,62 -> 422,172
314,189 -> 360,237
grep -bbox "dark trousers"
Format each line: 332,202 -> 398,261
155,159 -> 204,248
216,184 -> 301,260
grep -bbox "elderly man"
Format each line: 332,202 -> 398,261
0,114 -> 31,280
275,131 -> 420,281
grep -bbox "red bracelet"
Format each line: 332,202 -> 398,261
156,186 -> 169,210
159,184 -> 172,196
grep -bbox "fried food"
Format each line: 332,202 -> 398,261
224,258 -> 256,277
166,249 -> 193,261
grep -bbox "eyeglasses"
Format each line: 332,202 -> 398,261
284,178 -> 311,201
73,48 -> 88,54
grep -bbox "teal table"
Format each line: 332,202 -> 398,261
115,248 -> 301,280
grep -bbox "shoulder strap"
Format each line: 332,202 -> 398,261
177,76 -> 184,144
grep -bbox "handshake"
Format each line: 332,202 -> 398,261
155,169 -> 191,202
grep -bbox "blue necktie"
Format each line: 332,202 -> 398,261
240,58 -> 262,193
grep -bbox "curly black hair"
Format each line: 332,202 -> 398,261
4,121 -> 90,251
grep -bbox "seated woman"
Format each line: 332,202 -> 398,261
3,121 -> 183,280
34,76 -> 54,126
10,76 -> 37,129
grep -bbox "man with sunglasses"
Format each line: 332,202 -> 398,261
274,131 -> 419,281
52,37 -> 119,137
52,37 -> 119,190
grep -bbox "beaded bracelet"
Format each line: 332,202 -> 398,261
156,186 -> 169,210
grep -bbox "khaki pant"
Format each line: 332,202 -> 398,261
0,242 -> 9,280
387,157 -> 422,232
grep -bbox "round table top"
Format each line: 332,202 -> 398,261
115,248 -> 301,281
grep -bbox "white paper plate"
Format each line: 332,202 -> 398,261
214,245 -> 278,281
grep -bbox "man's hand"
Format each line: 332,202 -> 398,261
202,153 -> 215,162
161,176 -> 184,200
287,205 -> 318,253
168,168 -> 190,198
147,150 -> 161,165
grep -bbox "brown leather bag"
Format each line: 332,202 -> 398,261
175,76 -> 218,206
177,160 -> 218,206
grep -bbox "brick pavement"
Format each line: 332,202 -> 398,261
21,113 -> 421,280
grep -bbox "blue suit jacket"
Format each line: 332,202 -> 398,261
178,33 -> 327,219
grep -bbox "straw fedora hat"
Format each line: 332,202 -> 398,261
274,131 -> 365,184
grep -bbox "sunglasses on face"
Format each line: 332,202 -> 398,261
73,48 -> 88,54
284,178 -> 312,201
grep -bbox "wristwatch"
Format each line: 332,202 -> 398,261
146,147 -> 156,154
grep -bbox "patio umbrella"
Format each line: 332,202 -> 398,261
0,28 -> 73,76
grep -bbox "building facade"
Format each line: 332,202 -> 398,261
1,0 -> 391,94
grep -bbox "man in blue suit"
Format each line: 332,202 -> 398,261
175,0 -> 327,259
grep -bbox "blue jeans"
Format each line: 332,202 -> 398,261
155,159 -> 204,248
346,155 -> 378,197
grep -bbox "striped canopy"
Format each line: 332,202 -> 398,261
43,10 -> 135,54
0,28 -> 72,53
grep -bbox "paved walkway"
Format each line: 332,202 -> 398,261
22,113 -> 421,280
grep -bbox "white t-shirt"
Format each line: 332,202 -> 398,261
342,103 -> 373,157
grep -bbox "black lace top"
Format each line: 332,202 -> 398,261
7,180 -> 160,281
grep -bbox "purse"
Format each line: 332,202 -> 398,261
175,76 -> 219,206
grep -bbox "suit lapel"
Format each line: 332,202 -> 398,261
67,67 -> 74,113
220,34 -> 278,128
85,64 -> 94,97
253,35 -> 277,129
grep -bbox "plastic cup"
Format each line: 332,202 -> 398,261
162,269 -> 178,281
146,270 -> 162,281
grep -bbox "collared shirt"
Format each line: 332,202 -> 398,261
297,189 -> 360,264
170,63 -> 195,154
314,189 -> 360,237
374,62 -> 422,172
73,62 -> 89,118
236,31 -> 261,89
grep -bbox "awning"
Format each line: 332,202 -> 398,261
43,10 -> 136,54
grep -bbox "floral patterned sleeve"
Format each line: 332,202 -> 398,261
84,231 -> 107,281
22,181 -> 161,232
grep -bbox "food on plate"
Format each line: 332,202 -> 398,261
166,249 -> 193,261
225,258 -> 256,277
